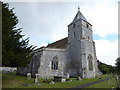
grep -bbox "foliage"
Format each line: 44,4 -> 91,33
98,64 -> 109,74
116,58 -> 120,74
98,60 -> 116,74
2,2 -> 35,67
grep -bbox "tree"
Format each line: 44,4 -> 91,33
116,58 -> 120,74
98,64 -> 109,74
98,60 -> 117,74
2,2 -> 35,67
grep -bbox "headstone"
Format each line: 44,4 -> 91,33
54,76 -> 66,82
27,73 -> 31,79
67,73 -> 69,78
61,72 -> 64,77
77,76 -> 81,80
61,78 -> 66,82
34,73 -> 38,83
116,75 -> 119,80
45,77 -> 48,80
115,75 -> 119,86
49,81 -> 54,84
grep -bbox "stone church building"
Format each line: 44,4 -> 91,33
17,8 -> 100,78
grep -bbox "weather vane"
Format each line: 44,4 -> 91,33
78,6 -> 80,11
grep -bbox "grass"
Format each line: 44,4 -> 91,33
2,72 -> 115,88
85,75 -> 120,89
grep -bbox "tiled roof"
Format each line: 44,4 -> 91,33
47,37 -> 68,49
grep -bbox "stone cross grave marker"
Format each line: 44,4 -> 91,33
34,73 -> 38,83
77,76 -> 81,80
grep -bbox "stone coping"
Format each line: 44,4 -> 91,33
33,47 -> 66,53
54,76 -> 67,78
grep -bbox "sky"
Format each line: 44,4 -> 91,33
4,0 -> 119,66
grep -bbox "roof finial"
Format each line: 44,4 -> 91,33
78,6 -> 80,11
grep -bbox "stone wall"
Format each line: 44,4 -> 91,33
38,48 -> 67,78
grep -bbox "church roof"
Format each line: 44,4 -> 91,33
70,8 -> 88,25
47,37 -> 68,49
40,8 -> 90,49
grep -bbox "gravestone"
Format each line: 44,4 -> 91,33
116,75 -> 119,86
77,76 -> 81,80
34,73 -> 38,83
54,76 -> 66,82
67,73 -> 70,78
49,81 -> 54,84
27,73 -> 31,79
61,72 -> 64,77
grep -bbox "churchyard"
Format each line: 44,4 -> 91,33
2,71 -> 119,88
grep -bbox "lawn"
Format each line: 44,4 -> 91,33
2,72 -> 115,88
86,75 -> 119,88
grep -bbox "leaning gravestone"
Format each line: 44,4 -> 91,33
34,73 -> 38,83
27,73 -> 31,79
67,73 -> 69,78
77,76 -> 81,80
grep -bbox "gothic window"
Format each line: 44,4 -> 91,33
51,56 -> 58,70
88,54 -> 93,70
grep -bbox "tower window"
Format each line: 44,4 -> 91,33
86,24 -> 89,28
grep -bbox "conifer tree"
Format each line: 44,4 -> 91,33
116,58 -> 120,74
2,2 -> 35,67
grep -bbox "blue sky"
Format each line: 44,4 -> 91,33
94,33 -> 118,41
4,0 -> 119,66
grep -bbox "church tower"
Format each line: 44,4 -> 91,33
67,7 -> 98,78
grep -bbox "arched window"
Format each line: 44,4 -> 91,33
51,56 -> 58,70
88,54 -> 93,70
86,24 -> 89,28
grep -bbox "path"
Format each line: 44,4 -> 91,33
68,77 -> 110,89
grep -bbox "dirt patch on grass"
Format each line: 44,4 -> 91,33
2,74 -> 24,88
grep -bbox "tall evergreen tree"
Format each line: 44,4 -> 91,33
116,58 -> 120,74
2,2 -> 35,67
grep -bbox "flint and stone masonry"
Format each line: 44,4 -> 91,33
17,8 -> 100,78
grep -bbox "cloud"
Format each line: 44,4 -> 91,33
39,42 -> 48,47
82,1 -> 118,38
8,1 -> 118,66
95,39 -> 118,66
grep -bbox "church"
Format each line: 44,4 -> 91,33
17,8 -> 100,78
